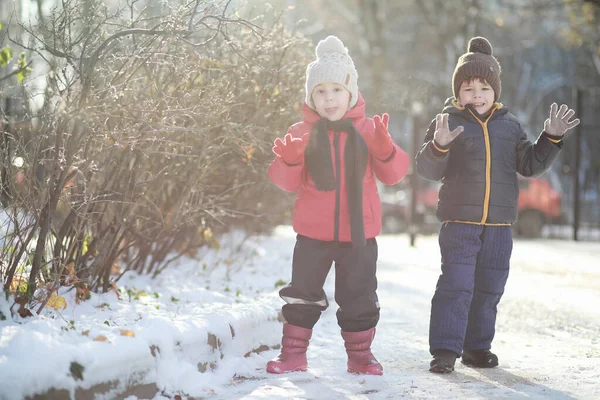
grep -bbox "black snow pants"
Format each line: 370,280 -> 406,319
279,234 -> 379,332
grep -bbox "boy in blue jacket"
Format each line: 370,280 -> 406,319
415,36 -> 580,373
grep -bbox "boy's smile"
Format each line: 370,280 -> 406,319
457,78 -> 495,115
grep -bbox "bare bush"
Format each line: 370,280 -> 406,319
0,0 -> 310,309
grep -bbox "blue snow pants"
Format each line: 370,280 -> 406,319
429,222 -> 512,356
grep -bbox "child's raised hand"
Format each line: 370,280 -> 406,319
366,113 -> 395,160
433,113 -> 464,147
544,103 -> 580,137
374,113 -> 389,132
272,133 -> 309,165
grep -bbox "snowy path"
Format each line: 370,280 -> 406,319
209,229 -> 600,400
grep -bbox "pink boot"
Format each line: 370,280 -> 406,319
341,328 -> 383,375
266,323 -> 312,374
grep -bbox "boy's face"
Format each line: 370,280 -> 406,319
457,78 -> 495,115
311,82 -> 351,121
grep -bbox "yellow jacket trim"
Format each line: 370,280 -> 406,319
546,135 -> 562,144
466,105 -> 499,224
443,220 -> 512,226
432,142 -> 450,153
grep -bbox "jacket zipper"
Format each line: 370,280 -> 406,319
467,108 -> 497,224
333,132 -> 341,241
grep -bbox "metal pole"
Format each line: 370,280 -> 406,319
572,87 -> 582,241
409,113 -> 421,247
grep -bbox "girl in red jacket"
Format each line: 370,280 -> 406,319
266,35 -> 410,375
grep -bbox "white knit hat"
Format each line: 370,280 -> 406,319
305,35 -> 359,110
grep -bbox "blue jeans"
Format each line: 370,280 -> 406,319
429,223 -> 512,355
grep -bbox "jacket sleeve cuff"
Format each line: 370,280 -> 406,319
430,141 -> 450,158
373,146 -> 396,162
281,157 -> 303,167
543,132 -> 563,145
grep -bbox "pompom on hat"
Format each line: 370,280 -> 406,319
305,35 -> 359,109
452,36 -> 502,101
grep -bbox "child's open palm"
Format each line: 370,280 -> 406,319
433,113 -> 464,147
273,133 -> 309,165
544,103 -> 580,137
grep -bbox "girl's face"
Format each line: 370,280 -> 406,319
457,78 -> 495,115
311,82 -> 351,121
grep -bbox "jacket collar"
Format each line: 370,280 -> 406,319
443,97 -> 507,123
302,93 -> 366,125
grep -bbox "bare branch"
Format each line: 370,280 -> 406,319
0,61 -> 34,83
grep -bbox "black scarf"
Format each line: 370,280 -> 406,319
304,118 -> 368,247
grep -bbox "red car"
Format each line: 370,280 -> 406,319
514,176 -> 563,237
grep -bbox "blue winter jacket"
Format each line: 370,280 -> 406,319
415,98 -> 563,225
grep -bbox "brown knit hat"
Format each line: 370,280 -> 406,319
452,36 -> 501,101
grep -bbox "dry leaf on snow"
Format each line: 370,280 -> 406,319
45,292 -> 67,310
119,329 -> 135,337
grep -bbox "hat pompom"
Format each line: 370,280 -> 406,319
467,37 -> 492,55
315,35 -> 348,58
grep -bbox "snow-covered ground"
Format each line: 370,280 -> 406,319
1,226 -> 599,399
217,229 -> 600,400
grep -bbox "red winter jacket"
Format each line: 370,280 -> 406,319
268,94 -> 410,242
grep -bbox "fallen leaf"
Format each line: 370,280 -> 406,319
70,361 -> 85,381
119,329 -> 135,337
66,262 -> 75,276
108,282 -> 121,300
75,283 -> 91,303
93,335 -> 108,342
9,276 -> 27,294
14,295 -> 33,318
110,264 -> 121,276
46,292 -> 67,310
17,305 -> 33,318
65,262 -> 78,284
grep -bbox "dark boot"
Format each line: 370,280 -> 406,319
341,328 -> 383,375
266,323 -> 312,374
462,349 -> 498,368
429,349 -> 458,373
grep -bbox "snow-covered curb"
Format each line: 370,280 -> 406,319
9,295 -> 283,400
